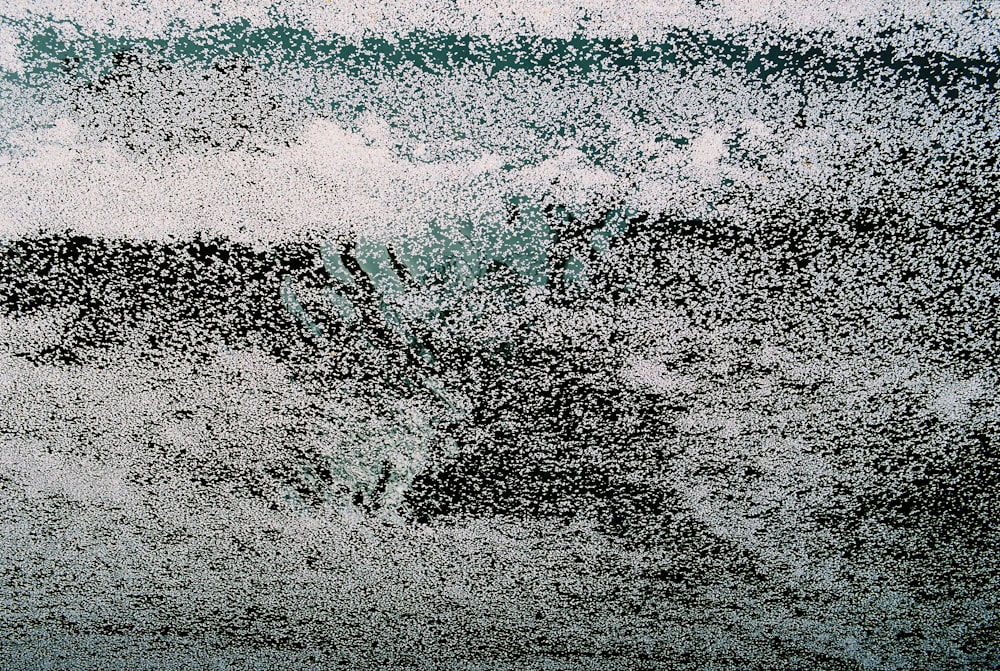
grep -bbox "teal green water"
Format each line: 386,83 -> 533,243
12,17 -> 997,91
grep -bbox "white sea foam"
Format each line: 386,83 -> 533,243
0,117 -> 510,242
0,58 -> 990,242
2,0 -> 997,49
0,6 -> 997,664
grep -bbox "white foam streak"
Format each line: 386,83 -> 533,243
3,0 -> 997,50
0,118 -> 512,242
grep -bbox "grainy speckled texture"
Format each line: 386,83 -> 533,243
1,2 -> 998,669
